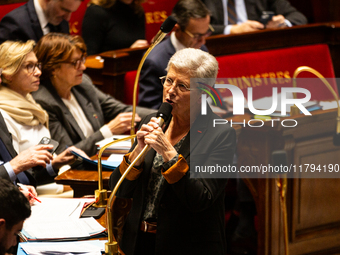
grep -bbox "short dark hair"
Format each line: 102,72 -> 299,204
34,33 -> 87,79
171,0 -> 211,30
0,178 -> 31,229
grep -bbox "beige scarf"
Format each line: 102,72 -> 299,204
0,86 -> 49,127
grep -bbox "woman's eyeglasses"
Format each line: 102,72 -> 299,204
160,76 -> 195,92
24,63 -> 42,74
61,56 -> 86,69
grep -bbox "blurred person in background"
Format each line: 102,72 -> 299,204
0,0 -> 82,43
202,0 -> 307,35
82,0 -> 149,55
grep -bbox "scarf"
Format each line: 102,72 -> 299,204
0,86 -> 48,127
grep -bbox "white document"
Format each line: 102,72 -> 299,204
320,100 -> 340,110
21,198 -> 105,241
96,135 -> 131,150
23,218 -> 90,239
20,240 -> 105,255
29,198 -> 91,220
107,153 -> 124,162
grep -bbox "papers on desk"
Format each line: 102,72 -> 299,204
320,100 -> 340,110
96,135 -> 131,155
18,240 -> 106,255
69,149 -> 120,171
21,198 -> 106,241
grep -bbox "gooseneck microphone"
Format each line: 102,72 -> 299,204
152,15 -> 177,45
130,16 -> 177,142
292,66 -> 340,146
105,103 -> 172,255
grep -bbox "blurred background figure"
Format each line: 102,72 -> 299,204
138,0 -> 213,110
0,0 -> 82,43
82,0 -> 149,55
202,0 -> 307,35
33,33 -> 154,156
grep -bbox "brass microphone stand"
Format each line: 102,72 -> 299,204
276,175 -> 289,255
97,16 -> 176,254
94,33 -> 170,207
130,33 -> 171,145
94,135 -> 136,208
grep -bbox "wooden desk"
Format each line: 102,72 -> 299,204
237,108 -> 340,254
85,22 -> 340,101
55,170 -> 111,198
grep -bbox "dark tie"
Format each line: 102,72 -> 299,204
227,0 -> 237,25
47,23 -> 61,33
0,137 -> 30,185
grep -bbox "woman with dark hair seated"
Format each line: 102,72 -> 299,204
33,33 -> 154,156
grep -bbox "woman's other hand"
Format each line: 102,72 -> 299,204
130,39 -> 149,49
107,112 -> 141,134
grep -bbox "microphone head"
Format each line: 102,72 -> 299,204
160,16 -> 177,33
157,102 -> 173,122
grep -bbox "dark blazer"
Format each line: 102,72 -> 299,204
82,2 -> 146,55
109,106 -> 236,255
0,112 -> 54,186
0,0 -> 69,43
32,74 -> 155,156
0,112 -> 19,182
202,0 -> 308,34
138,37 -> 209,109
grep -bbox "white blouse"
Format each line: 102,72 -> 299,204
0,109 -> 50,154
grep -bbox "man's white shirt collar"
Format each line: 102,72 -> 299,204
170,32 -> 187,52
34,0 -> 50,35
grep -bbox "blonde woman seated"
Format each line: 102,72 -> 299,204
33,33 -> 154,156
0,40 -> 82,185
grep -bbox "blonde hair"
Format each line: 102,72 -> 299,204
0,40 -> 35,85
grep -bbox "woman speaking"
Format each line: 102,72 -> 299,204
109,48 -> 237,255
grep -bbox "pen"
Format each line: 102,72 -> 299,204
17,183 -> 41,203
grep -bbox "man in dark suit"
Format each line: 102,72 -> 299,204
0,0 -> 82,43
138,0 -> 212,109
202,0 -> 307,35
